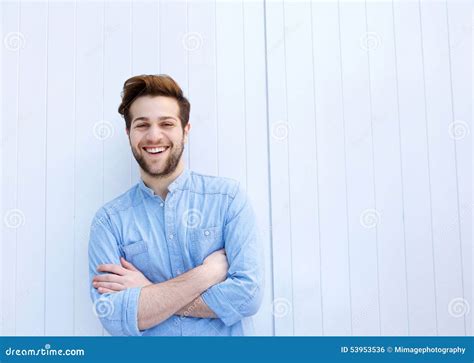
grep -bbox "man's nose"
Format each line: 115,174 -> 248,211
145,124 -> 164,142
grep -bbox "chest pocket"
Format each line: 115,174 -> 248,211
190,227 -> 224,265
122,240 -> 152,278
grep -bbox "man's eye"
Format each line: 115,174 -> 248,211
136,124 -> 147,128
163,123 -> 173,127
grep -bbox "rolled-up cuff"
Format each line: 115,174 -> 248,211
202,287 -> 243,327
123,287 -> 144,336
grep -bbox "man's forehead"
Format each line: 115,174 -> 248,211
130,95 -> 180,121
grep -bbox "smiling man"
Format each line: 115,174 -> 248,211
88,74 -> 264,336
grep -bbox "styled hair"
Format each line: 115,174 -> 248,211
118,74 -> 190,130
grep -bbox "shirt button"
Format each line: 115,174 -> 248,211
169,234 -> 174,240
160,202 -> 164,207
204,230 -> 210,236
176,269 -> 182,275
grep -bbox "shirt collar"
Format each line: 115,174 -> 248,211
138,168 -> 191,198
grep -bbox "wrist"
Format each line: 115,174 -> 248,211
198,264 -> 221,287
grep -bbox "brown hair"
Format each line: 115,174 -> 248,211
118,74 -> 190,130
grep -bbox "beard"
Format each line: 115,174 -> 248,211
131,138 -> 185,178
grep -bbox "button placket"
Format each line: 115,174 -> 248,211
164,193 -> 185,279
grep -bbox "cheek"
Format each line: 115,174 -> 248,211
129,133 -> 143,148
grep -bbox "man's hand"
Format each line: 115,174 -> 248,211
93,257 -> 152,294
202,249 -> 229,284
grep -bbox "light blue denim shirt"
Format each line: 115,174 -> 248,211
88,168 -> 264,336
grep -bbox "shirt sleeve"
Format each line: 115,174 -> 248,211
201,184 -> 265,326
88,208 -> 144,336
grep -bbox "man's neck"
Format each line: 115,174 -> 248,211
140,163 -> 185,200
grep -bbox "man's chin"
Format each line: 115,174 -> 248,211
142,164 -> 175,178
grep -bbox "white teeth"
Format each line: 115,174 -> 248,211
145,147 -> 167,154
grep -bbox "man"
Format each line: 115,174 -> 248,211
88,74 -> 264,336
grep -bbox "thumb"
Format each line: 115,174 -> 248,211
120,257 -> 138,271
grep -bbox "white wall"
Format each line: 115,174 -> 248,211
1,0 -> 471,336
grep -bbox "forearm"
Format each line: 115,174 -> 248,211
137,265 -> 217,330
175,296 -> 217,318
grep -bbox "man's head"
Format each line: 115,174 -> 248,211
118,74 -> 191,178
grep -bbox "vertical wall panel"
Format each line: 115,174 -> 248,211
44,1 -> 75,335
101,2 -> 133,335
242,0 -> 273,336
215,1 -> 246,183
0,0 -> 3,336
311,1 -> 352,335
419,0 -> 465,335
188,0 -> 218,176
15,1 -> 48,335
446,0 -> 471,335
339,1 -> 380,335
265,0 -> 294,336
365,1 -> 409,335
283,0 -> 322,335
392,0 -> 438,335
103,3 -> 132,208
73,1 -> 104,336
1,0 -> 20,336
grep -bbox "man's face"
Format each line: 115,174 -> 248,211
127,95 -> 190,178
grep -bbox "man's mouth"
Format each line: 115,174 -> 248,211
143,146 -> 170,155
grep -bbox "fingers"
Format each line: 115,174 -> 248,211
96,264 -> 127,275
93,281 -> 125,292
93,273 -> 124,284
120,257 -> 138,272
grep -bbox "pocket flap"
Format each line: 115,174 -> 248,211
123,240 -> 148,256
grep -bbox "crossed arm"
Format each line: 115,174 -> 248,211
89,185 -> 263,335
93,250 -> 227,330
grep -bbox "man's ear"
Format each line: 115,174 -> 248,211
125,127 -> 130,137
183,123 -> 191,143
